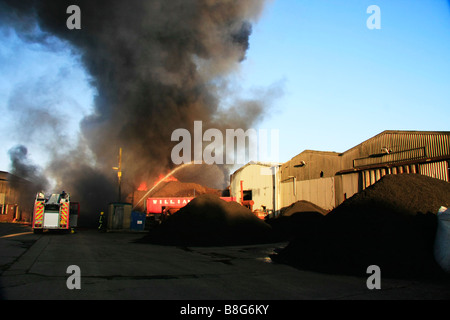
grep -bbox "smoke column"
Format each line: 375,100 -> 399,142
8,145 -> 49,191
0,0 -> 275,222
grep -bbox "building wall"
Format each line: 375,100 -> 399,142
279,150 -> 341,211
230,163 -> 280,213
420,160 -> 449,181
0,172 -> 36,223
280,176 -> 336,211
334,172 -> 360,207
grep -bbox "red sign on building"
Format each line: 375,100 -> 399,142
146,197 -> 236,214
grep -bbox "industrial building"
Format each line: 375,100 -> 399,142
230,162 -> 281,215
231,130 -> 450,214
0,171 -> 36,223
334,130 -> 449,206
279,150 -> 340,211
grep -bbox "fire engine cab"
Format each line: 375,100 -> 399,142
32,192 -> 79,233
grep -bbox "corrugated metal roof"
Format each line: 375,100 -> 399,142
350,131 -> 450,168
0,171 -> 34,184
343,130 -> 450,155
288,150 -> 341,161
231,161 -> 281,176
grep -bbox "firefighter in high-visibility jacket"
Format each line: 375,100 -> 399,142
98,212 -> 105,232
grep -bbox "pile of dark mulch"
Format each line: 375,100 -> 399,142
280,200 -> 329,217
141,194 -> 273,246
266,201 -> 328,241
271,174 -> 450,279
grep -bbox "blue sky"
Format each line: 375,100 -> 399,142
0,27 -> 94,171
1,0 -> 449,172
241,0 -> 450,162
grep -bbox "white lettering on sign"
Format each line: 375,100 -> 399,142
151,198 -> 192,206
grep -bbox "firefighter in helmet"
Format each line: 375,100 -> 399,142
98,211 -> 105,232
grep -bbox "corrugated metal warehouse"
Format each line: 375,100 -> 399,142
0,171 -> 36,223
335,130 -> 450,206
231,130 -> 450,214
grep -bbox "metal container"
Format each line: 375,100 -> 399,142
130,211 -> 146,231
107,203 -> 132,231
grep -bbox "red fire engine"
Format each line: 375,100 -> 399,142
32,192 -> 79,233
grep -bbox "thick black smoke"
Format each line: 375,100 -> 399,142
8,145 -> 49,191
0,0 -> 275,219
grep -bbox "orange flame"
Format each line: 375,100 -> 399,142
137,172 -> 179,192
154,173 -> 178,185
137,182 -> 148,192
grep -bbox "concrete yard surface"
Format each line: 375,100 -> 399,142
1,223 -> 449,300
